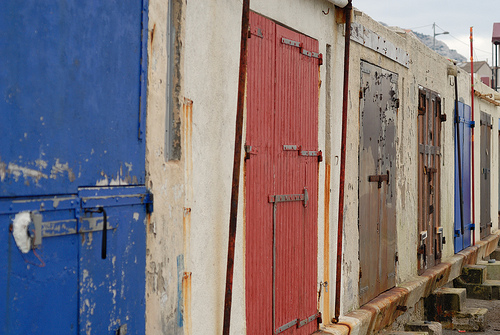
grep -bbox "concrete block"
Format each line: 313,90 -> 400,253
454,277 -> 500,300
405,321 -> 442,335
451,307 -> 488,332
461,264 -> 487,284
478,259 -> 500,280
465,282 -> 493,300
482,279 -> 500,299
430,287 -> 465,311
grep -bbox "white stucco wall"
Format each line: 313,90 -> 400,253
341,9 -> 500,315
145,1 -> 500,333
146,0 -> 343,333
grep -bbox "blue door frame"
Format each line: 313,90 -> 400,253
1,1 -> 149,334
454,101 -> 472,253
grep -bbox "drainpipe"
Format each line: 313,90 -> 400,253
333,0 -> 352,323
470,27 -> 476,245
222,0 -> 250,334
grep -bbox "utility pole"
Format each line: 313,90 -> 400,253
433,22 -> 449,51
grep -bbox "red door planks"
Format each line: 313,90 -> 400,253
246,12 -> 320,335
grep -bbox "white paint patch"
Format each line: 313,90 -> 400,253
12,212 -> 32,253
160,292 -> 169,305
124,162 -> 133,172
1,162 -> 48,183
35,159 -> 48,170
50,159 -> 76,182
95,171 -> 130,186
133,212 -> 139,221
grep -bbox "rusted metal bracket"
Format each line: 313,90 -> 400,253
244,145 -> 258,160
424,166 -> 437,175
368,171 -> 389,188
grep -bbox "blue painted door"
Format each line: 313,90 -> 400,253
0,1 -> 149,334
454,102 -> 472,253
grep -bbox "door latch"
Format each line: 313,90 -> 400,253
368,171 -> 389,188
85,207 -> 108,259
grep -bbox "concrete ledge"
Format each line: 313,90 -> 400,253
321,231 -> 500,334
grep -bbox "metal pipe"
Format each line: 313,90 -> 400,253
454,72 -> 465,236
470,27 -> 476,245
496,44 -> 498,91
334,0 -> 352,323
326,0 -> 349,7
222,0 -> 250,334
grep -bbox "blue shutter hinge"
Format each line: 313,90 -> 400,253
468,223 -> 475,230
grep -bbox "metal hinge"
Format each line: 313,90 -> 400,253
269,188 -> 309,208
248,25 -> 263,38
280,37 -> 323,65
283,145 -> 323,162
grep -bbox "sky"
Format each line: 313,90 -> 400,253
351,0 -> 499,66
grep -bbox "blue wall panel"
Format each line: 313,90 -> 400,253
0,1 -> 149,333
454,102 -> 472,253
0,0 -> 148,197
0,209 -> 79,334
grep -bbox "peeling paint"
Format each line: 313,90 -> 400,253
1,161 -> 48,183
49,159 -> 76,182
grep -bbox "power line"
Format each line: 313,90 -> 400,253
408,24 -> 433,30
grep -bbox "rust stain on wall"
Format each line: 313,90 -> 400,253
182,271 -> 192,333
150,23 -> 156,52
422,262 -> 451,298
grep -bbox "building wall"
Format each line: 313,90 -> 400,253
342,10 -> 500,314
145,1 -> 500,333
146,0 -> 343,333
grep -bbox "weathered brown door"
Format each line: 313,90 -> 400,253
417,87 -> 445,274
246,12 -> 321,335
358,61 -> 398,306
480,112 -> 492,239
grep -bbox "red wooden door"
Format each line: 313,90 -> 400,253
246,12 -> 320,335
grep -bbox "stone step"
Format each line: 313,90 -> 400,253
440,307 -> 488,332
386,332 -> 429,335
425,287 -> 466,321
405,321 -> 441,335
477,259 -> 500,280
454,277 -> 500,300
460,264 -> 487,284
482,279 -> 500,299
